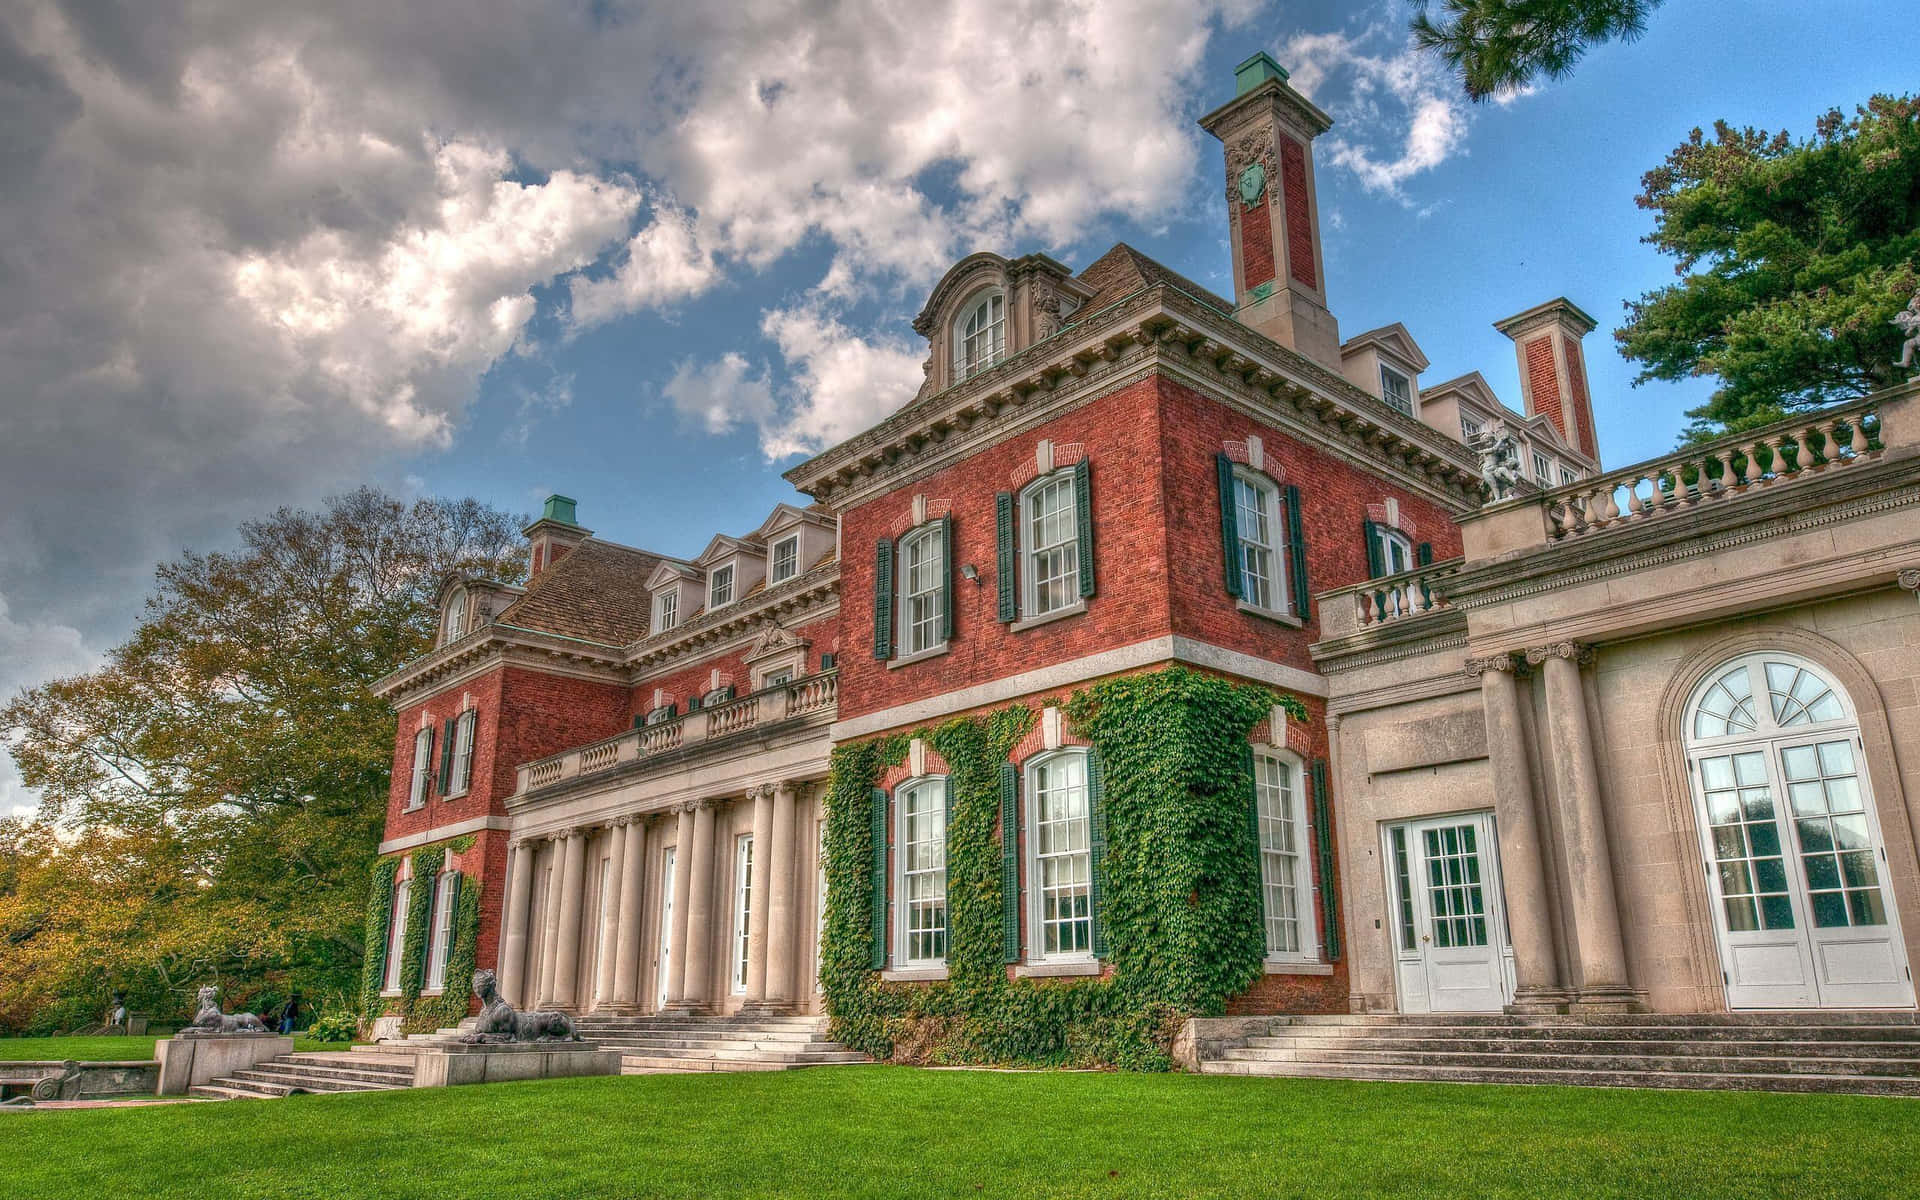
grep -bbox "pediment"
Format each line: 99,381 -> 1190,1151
743,620 -> 811,664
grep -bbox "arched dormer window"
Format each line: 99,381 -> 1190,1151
954,290 -> 1006,380
442,586 -> 468,645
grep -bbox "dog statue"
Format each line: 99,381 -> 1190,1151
460,968 -> 581,1043
180,985 -> 271,1036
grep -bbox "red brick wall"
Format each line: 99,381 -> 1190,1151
1562,334 -> 1597,460
1525,335 -> 1563,437
1280,138 -> 1317,290
1240,198 -> 1276,291
627,613 -> 839,722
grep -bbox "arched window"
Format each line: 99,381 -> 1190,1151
1368,524 -> 1415,578
897,524 -> 946,656
1231,469 -> 1287,612
954,290 -> 1006,379
1026,750 -> 1092,961
895,777 -> 949,966
442,586 -> 468,645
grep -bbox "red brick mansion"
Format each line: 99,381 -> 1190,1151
366,55 -> 1920,1067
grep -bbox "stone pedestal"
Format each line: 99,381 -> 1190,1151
154,1035 -> 293,1096
403,1042 -> 621,1088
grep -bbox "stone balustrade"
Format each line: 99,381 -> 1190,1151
1317,559 -> 1462,639
515,670 -> 838,796
1544,397 -> 1883,542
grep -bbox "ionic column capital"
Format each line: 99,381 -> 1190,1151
746,783 -> 777,803
1525,641 -> 1594,667
1898,568 -> 1920,593
1465,652 -> 1519,678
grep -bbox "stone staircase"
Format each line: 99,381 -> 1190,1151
189,1050 -> 418,1100
1197,1013 -> 1920,1096
572,1013 -> 869,1073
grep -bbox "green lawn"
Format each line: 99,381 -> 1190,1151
0,1035 -> 348,1061
2,1067 -> 1915,1199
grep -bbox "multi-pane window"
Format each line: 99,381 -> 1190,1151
1698,750 -> 1795,932
1421,823 -> 1490,948
1379,366 -> 1413,415
956,291 -> 1006,378
761,667 -> 794,689
1560,466 -> 1578,486
408,727 -> 433,809
1254,753 -> 1312,958
709,565 -> 734,609
770,536 -> 800,583
653,589 -> 678,633
656,847 -> 676,1009
1390,827 -> 1417,952
1371,524 -> 1414,577
442,587 -> 467,645
424,872 -> 457,992
1028,752 -> 1092,959
447,710 -> 475,797
1022,474 -> 1080,617
898,525 -> 946,655
382,877 -> 411,992
897,780 -> 948,965
1532,451 -> 1553,485
731,834 -> 753,993
1783,739 -> 1886,928
1233,472 -> 1284,612
1460,415 -> 1482,441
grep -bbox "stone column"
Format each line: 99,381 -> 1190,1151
1470,654 -> 1566,1013
680,800 -> 720,1012
592,819 -> 628,1008
664,804 -> 697,1008
765,781 -> 801,1010
743,785 -> 776,1006
610,817 -> 648,1011
1529,642 -> 1635,1010
551,828 -> 589,1010
536,834 -> 567,1007
498,839 -> 537,1008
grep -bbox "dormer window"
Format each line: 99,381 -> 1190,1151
1380,365 -> 1413,416
442,587 -> 468,645
769,535 -> 799,584
653,589 -> 678,633
709,563 -> 735,608
955,290 -> 1006,379
1461,414 -> 1482,440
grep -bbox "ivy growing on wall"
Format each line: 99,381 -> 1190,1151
360,857 -> 400,1014
821,665 -> 1299,1070
357,843 -> 481,1034
395,846 -> 444,1003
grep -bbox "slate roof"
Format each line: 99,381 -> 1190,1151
1077,243 -> 1235,316
493,539 -> 663,645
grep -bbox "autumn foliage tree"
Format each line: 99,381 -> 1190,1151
0,489 -> 526,1033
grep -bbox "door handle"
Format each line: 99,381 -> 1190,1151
1420,934 -> 1431,943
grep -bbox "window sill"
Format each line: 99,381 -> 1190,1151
420,988 -> 444,997
886,642 -> 950,670
379,989 -> 402,999
1237,600 -> 1303,628
1263,959 -> 1334,976
402,802 -> 426,814
443,790 -> 468,802
1009,602 -> 1087,634
1013,959 -> 1102,978
881,965 -> 949,982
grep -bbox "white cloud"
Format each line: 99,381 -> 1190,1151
0,591 -> 101,820
757,304 -> 928,460
503,372 -> 577,448
568,203 -> 718,329
661,353 -> 775,436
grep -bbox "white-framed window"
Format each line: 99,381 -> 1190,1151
590,856 -> 613,1001
709,564 -> 734,609
1027,750 -> 1093,961
408,727 -> 433,810
760,666 -> 795,689
1020,473 -> 1080,618
1559,466 -> 1578,486
1254,751 -> 1316,960
1379,365 -> 1413,415
442,587 -> 467,645
424,871 -> 458,991
769,535 -> 800,584
1532,451 -> 1553,484
1370,523 -> 1415,578
447,709 -> 475,797
955,289 -> 1006,379
655,847 -> 677,1009
382,875 -> 411,992
1461,414 -> 1482,441
898,524 -> 946,655
896,778 -> 948,965
731,834 -> 753,994
1232,469 -> 1287,613
653,589 -> 678,633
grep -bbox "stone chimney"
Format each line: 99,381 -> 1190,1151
1494,299 -> 1601,464
1198,52 -> 1341,368
523,494 -> 590,580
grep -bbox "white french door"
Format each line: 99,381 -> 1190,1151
1690,735 -> 1912,1009
655,847 -> 677,1010
1384,812 -> 1515,1013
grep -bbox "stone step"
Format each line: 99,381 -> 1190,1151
1260,1023 -> 1920,1045
1194,1057 -> 1920,1097
1242,1034 -> 1920,1059
613,1045 -> 866,1065
1223,1045 -> 1920,1078
280,1053 -> 417,1078
188,1083 -> 280,1101
1277,1011 -> 1920,1028
584,1035 -> 851,1054
226,1068 -> 411,1094
576,1021 -> 830,1037
244,1061 -> 418,1087
617,1053 -> 864,1074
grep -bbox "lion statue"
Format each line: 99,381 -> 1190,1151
1894,293 -> 1920,373
181,985 -> 270,1036
460,968 -> 581,1044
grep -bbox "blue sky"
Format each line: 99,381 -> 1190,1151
0,0 -> 1909,814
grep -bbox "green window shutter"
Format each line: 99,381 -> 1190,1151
872,539 -> 895,660
995,492 -> 1017,622
1362,519 -> 1384,580
1217,454 -> 1243,598
1087,748 -> 1108,958
1310,759 -> 1340,961
437,718 -> 456,794
869,788 -> 888,970
939,514 -> 956,641
1284,484 -> 1310,618
1073,458 -> 1096,599
1416,542 -> 1433,566
999,761 -> 1021,963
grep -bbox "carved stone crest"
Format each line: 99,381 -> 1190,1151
744,621 -> 810,664
1224,132 -> 1276,209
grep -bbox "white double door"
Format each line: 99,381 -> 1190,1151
1690,735 -> 1913,1009
1385,812 -> 1516,1013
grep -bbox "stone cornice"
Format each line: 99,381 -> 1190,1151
1309,608 -> 1468,675
784,283 -> 1483,512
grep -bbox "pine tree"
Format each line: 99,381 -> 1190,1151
1411,0 -> 1662,101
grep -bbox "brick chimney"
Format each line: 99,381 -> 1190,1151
523,494 -> 590,580
1199,52 -> 1341,368
1494,299 -> 1601,464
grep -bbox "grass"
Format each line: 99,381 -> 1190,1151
0,1035 -> 349,1062
1,1066 -> 1916,1199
